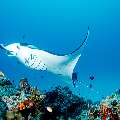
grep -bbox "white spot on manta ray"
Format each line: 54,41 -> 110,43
0,27 -> 90,84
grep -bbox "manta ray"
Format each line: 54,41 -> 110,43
0,28 -> 89,84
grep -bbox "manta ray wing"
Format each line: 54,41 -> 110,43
20,43 -> 38,49
0,27 -> 90,85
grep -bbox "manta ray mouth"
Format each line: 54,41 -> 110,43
0,44 -> 6,51
6,50 -> 14,55
0,44 -> 14,56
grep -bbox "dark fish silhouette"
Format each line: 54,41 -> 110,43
72,72 -> 78,87
89,75 -> 94,80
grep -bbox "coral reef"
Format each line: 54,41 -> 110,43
88,90 -> 120,120
0,72 -> 92,120
0,72 -> 45,119
40,86 -> 91,120
0,75 -> 17,97
0,71 -> 120,120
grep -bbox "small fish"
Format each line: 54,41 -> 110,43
0,71 -> 5,77
89,75 -> 94,80
47,107 -> 52,112
89,84 -> 93,88
22,34 -> 26,40
72,72 -> 78,87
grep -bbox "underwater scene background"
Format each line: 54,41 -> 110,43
0,0 -> 120,119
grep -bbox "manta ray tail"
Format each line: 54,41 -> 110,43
70,26 -> 90,55
65,27 -> 90,79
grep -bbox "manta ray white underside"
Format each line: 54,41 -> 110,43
0,27 -> 89,84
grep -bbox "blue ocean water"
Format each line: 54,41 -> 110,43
0,0 -> 120,102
